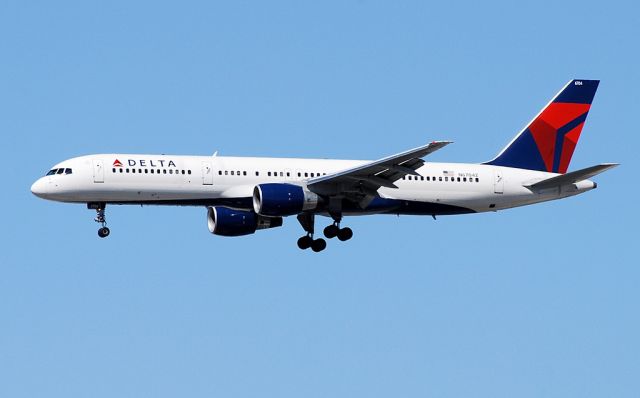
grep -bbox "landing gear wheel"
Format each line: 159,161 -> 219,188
297,235 -> 313,250
311,238 -> 327,252
90,203 -> 111,239
337,227 -> 353,241
323,224 -> 339,239
98,227 -> 110,238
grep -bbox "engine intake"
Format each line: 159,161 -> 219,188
253,183 -> 319,217
207,206 -> 283,237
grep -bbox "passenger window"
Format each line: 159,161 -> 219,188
439,177 -> 442,181
170,169 -> 173,174
475,178 -> 479,182
112,168 -> 116,173
304,172 -> 308,177
231,171 -> 234,175
163,169 -> 167,174
255,171 -> 259,176
426,176 -> 430,181
280,172 -> 283,177
120,168 -> 123,173
238,171 -> 241,176
268,172 -> 271,176
311,173 -> 315,177
243,171 -> 247,176
188,170 -> 191,175
218,170 -> 222,175
298,172 -> 301,177
182,170 -> 185,175
132,169 -> 136,173
144,169 -> 148,174
126,168 -> 130,173
444,177 -> 448,181
225,171 -> 228,175
150,169 -> 154,174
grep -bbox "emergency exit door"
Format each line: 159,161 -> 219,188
493,169 -> 504,194
202,161 -> 213,185
93,159 -> 104,183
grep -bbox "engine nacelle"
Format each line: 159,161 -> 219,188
207,206 -> 283,237
253,183 -> 319,217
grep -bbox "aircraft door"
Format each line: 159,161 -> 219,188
93,159 -> 104,183
493,169 -> 504,194
202,161 -> 213,185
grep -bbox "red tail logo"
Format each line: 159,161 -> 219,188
113,159 -> 123,167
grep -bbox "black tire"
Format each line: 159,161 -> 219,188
337,227 -> 353,241
297,235 -> 312,250
98,227 -> 110,238
323,224 -> 339,239
311,238 -> 327,252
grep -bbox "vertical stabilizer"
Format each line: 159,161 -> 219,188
485,79 -> 599,173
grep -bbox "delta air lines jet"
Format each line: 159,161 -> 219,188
31,79 -> 617,252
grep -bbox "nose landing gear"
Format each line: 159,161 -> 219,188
89,203 -> 110,238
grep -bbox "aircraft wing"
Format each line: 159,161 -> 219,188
307,141 -> 452,198
524,163 -> 619,190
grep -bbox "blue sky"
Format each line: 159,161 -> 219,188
1,1 -> 638,397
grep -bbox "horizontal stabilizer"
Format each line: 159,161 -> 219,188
525,163 -> 619,190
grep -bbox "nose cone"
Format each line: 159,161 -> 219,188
31,178 -> 49,198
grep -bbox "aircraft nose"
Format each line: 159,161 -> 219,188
30,178 -> 49,198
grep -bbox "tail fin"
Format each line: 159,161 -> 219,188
485,79 -> 599,173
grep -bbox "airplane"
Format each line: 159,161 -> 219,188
31,79 -> 617,252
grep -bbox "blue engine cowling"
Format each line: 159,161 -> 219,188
207,206 -> 283,237
253,183 -> 319,217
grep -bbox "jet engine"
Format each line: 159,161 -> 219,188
252,183 -> 319,217
207,206 -> 283,237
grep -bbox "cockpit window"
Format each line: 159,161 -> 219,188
45,168 -> 73,176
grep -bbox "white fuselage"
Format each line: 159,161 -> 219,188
31,154 -> 596,216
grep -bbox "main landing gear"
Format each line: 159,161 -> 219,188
89,203 -> 110,238
296,213 -> 353,252
323,223 -> 353,241
296,213 -> 326,252
297,234 -> 327,252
